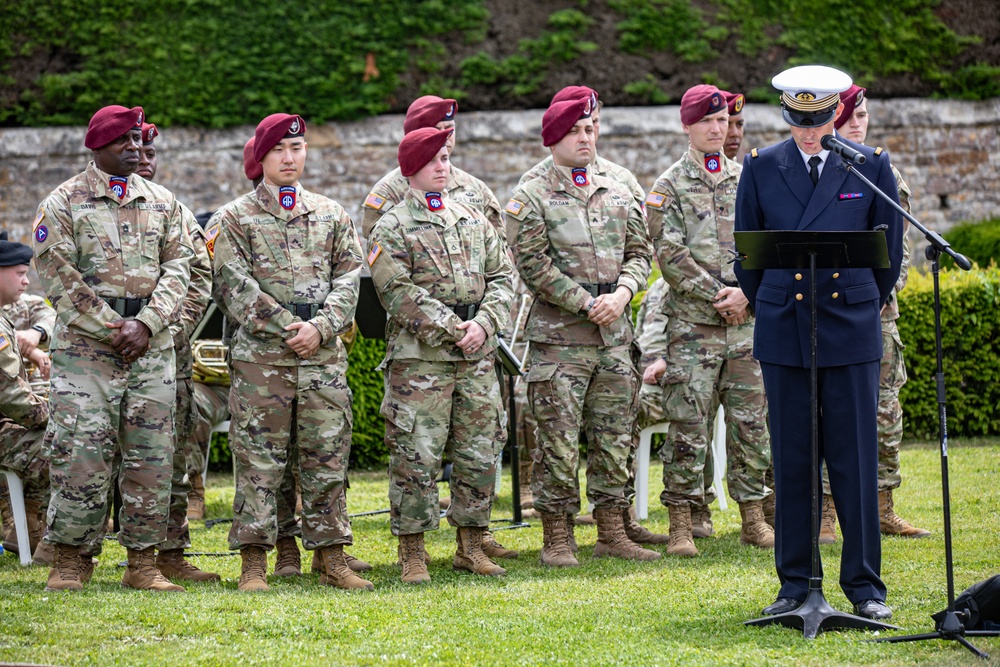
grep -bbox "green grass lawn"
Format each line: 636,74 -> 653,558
2,440 -> 999,666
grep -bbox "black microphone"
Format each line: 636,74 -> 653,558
821,134 -> 866,165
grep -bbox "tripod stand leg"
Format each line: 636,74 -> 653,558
746,585 -> 899,639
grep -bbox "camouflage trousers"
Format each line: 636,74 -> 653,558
527,343 -> 637,515
823,321 -> 907,494
0,421 -> 50,504
228,360 -> 352,551
162,376 -> 198,550
658,319 -> 771,506
45,332 -> 176,550
381,357 -> 504,536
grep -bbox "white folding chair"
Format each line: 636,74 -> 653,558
635,405 -> 728,520
203,419 -> 231,487
1,469 -> 34,566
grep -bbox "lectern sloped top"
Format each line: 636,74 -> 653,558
734,230 -> 889,271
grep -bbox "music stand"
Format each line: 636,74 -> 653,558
490,335 -> 531,531
736,229 -> 899,639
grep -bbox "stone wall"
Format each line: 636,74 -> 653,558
1,98 -> 998,279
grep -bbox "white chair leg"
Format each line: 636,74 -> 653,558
636,427 -> 652,520
711,405 -> 728,511
3,471 -> 33,566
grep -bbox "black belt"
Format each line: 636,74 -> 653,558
281,303 -> 321,320
579,282 -> 617,298
101,297 -> 150,318
720,280 -> 739,288
450,303 -> 479,320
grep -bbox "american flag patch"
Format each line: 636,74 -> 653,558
645,192 -> 667,209
0,333 -> 9,353
367,242 -> 383,266
33,208 -> 45,231
504,199 -> 524,215
364,193 -> 386,210
839,192 -> 864,200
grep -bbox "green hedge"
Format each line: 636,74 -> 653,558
898,264 -> 1000,438
346,334 -> 388,469
941,218 -> 1000,270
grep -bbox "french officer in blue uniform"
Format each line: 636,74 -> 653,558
734,65 -> 903,621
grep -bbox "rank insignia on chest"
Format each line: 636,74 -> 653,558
279,186 -> 296,211
109,176 -> 128,200
425,192 -> 444,211
572,168 -> 589,186
364,193 -> 386,210
839,192 -> 865,200
704,153 -> 721,173
367,242 -> 383,266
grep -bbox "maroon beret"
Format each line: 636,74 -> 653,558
835,84 -> 866,130
398,127 -> 452,177
243,137 -> 263,182
550,85 -> 599,110
403,96 -> 458,135
85,105 -> 144,150
723,91 -> 745,115
541,97 -> 592,147
680,85 -> 727,125
141,123 -> 158,145
253,113 -> 306,163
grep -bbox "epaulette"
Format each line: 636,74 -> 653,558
750,148 -> 759,158
874,146 -> 883,156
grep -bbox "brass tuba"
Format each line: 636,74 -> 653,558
191,339 -> 231,386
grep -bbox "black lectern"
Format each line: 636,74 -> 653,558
736,229 -> 899,639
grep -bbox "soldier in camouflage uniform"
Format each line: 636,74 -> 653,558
211,113 -> 373,592
368,127 -> 513,584
0,239 -> 51,563
642,86 -> 773,557
818,85 -> 929,543
132,123 -> 221,582
32,105 -> 194,592
506,95 -> 659,567
361,96 -> 503,242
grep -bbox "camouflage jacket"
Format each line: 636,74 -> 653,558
211,181 -> 362,366
367,188 -> 513,362
362,165 -> 503,242
32,162 -> 194,351
170,205 -> 213,379
0,314 -> 48,428
883,163 -> 912,322
506,162 -> 651,347
646,148 -> 742,326
3,294 -> 56,345
518,153 -> 646,208
634,277 -> 670,366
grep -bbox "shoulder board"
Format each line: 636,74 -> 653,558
751,148 -> 759,158
874,146 -> 884,156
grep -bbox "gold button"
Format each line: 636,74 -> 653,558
832,292 -> 839,299
832,272 -> 840,279
795,273 -> 802,281
795,293 -> 803,301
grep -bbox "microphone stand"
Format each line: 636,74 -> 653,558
843,164 -> 996,658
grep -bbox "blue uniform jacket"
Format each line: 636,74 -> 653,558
734,136 -> 903,368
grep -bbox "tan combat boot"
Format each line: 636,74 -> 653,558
666,505 -> 698,557
24,498 -> 45,555
453,527 -> 506,576
762,493 -> 776,528
622,506 -> 669,544
311,549 -> 372,574
565,513 -> 579,553
318,545 -> 374,590
399,533 -> 431,584
518,459 -> 534,510
32,538 -> 54,566
272,536 -> 301,577
80,554 -> 97,583
238,546 -> 270,592
156,548 -> 221,582
187,473 -> 206,521
45,543 -> 84,591
593,508 -> 661,561
879,489 -> 931,538
0,487 -> 15,553
738,500 -> 775,549
396,540 -> 432,567
540,512 -> 578,567
819,494 -> 837,544
691,503 -> 714,538
122,547 -> 185,592
481,530 -> 518,559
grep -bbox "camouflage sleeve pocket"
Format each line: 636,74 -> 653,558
657,363 -> 698,423
379,394 -> 416,433
229,389 -> 254,429
525,361 -> 558,384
